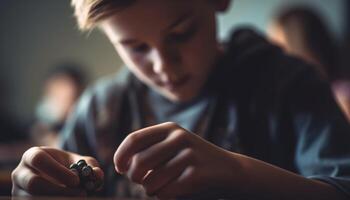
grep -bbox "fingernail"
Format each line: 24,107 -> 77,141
116,159 -> 131,174
71,168 -> 79,176
115,166 -> 124,174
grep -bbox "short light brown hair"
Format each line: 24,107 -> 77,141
71,0 -> 135,31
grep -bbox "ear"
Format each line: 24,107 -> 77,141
212,0 -> 231,12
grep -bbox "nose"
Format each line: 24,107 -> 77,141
150,48 -> 181,82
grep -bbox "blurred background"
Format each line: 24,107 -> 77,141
0,0 -> 349,195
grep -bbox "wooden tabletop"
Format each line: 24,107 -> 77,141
1,197 -> 140,200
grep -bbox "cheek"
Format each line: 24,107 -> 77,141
116,47 -> 153,76
182,23 -> 217,74
130,55 -> 155,79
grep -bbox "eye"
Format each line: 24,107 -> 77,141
130,44 -> 149,54
168,26 -> 197,43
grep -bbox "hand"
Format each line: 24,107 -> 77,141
11,146 -> 104,196
114,122 -> 241,199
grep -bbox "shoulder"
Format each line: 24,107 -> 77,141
217,27 -> 324,96
72,68 -> 133,126
60,68 -> 135,150
80,68 -> 131,107
210,27 -> 335,116
226,27 -> 313,79
88,68 -> 131,101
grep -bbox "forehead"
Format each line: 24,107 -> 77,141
100,0 -> 205,43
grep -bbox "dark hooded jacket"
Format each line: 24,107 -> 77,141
61,28 -> 350,198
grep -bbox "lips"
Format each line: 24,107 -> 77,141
159,75 -> 190,91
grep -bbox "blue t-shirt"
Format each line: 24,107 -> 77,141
61,29 -> 350,199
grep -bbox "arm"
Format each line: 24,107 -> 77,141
225,152 -> 347,200
113,122 -> 348,199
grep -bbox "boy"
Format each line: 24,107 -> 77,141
11,0 -> 350,199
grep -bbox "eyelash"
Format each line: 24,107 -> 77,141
168,26 -> 197,43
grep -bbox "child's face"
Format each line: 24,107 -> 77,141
100,0 -> 223,102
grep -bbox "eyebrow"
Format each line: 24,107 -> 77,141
118,11 -> 193,46
164,11 -> 193,32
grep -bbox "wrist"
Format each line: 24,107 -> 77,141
216,150 -> 250,198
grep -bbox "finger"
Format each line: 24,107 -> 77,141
13,165 -> 83,196
114,122 -> 179,173
78,157 -> 104,182
70,156 -> 104,190
69,156 -> 104,190
92,167 -> 104,180
78,156 -> 100,167
22,147 -> 79,187
127,129 -> 188,183
142,148 -> 194,196
154,166 -> 196,199
12,186 -> 31,196
91,167 -> 104,190
41,147 -> 100,168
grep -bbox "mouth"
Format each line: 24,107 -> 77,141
159,75 -> 190,91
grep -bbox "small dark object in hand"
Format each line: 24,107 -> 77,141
81,165 -> 93,177
69,159 -> 102,193
69,163 -> 79,175
77,159 -> 87,168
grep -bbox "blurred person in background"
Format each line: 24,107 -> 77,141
267,6 -> 350,120
0,63 -> 87,195
30,63 -> 88,147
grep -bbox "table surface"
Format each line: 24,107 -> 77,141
1,197 -> 140,200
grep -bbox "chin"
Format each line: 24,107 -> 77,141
165,91 -> 198,103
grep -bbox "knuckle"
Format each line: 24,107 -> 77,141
127,168 -> 140,183
22,147 -> 39,160
26,174 -> 40,194
11,164 -> 24,191
166,121 -> 179,128
127,132 -> 140,145
84,156 -> 99,167
183,147 -> 194,156
129,171 -> 139,183
27,146 -> 42,154
30,150 -> 45,168
172,129 -> 188,142
23,147 -> 44,166
132,154 -> 146,169
169,128 -> 192,148
11,166 -> 21,184
182,148 -> 196,162
129,159 -> 144,183
132,155 -> 141,168
11,168 -> 18,182
185,166 -> 196,177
